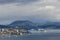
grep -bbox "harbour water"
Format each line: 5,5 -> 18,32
0,32 -> 60,40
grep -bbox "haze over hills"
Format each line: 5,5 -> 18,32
0,20 -> 60,30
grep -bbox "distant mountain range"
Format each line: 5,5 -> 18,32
40,22 -> 60,29
9,20 -> 38,29
0,20 -> 39,30
0,20 -> 60,30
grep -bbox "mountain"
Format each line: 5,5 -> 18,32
39,22 -> 60,29
0,25 -> 9,28
8,20 -> 38,30
9,21 -> 60,29
0,20 -> 60,29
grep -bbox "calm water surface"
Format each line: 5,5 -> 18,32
0,33 -> 60,40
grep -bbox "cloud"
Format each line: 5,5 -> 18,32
0,0 -> 60,24
0,0 -> 38,5
36,6 -> 56,11
42,0 -> 57,2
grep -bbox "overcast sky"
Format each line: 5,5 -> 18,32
0,0 -> 60,24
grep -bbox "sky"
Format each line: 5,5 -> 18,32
0,0 -> 60,24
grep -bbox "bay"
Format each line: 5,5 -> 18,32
0,33 -> 60,40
